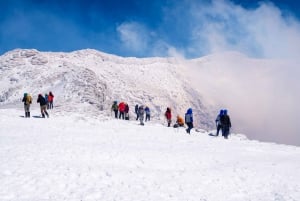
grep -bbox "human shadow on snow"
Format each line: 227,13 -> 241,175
32,115 -> 44,118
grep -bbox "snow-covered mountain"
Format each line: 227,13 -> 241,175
0,48 -> 213,128
0,48 -> 299,146
0,49 -> 300,201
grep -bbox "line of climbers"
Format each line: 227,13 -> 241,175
22,92 -> 54,118
215,109 -> 232,139
111,101 -> 231,138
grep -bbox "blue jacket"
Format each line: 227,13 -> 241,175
145,107 -> 150,115
185,108 -> 193,123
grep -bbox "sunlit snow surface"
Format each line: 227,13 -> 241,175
0,108 -> 299,201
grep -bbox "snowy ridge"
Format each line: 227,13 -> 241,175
0,48 -> 213,128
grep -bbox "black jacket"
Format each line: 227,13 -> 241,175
220,114 -> 231,128
37,95 -> 47,106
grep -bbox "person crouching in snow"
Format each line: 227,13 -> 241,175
185,108 -> 193,134
37,94 -> 49,118
173,115 -> 184,128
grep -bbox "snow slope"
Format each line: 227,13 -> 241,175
1,49 -> 300,200
0,49 -> 213,129
0,108 -> 299,201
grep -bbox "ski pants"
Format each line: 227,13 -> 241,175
216,124 -> 222,136
186,122 -> 193,134
24,104 -> 30,112
113,110 -> 118,118
40,105 -> 49,118
119,111 -> 125,119
139,114 -> 144,124
222,127 -> 230,139
145,114 -> 150,121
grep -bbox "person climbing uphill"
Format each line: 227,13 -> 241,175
185,108 -> 193,134
37,94 -> 49,118
165,107 -> 172,127
22,93 -> 32,118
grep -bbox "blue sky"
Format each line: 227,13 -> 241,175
1,0 -> 300,58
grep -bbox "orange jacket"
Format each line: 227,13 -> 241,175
176,116 -> 184,126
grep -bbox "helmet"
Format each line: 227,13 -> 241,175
187,108 -> 192,114
223,109 -> 228,115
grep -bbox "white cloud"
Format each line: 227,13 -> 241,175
117,22 -> 150,53
186,0 -> 300,59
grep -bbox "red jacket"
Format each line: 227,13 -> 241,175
119,102 -> 125,112
165,109 -> 172,120
48,94 -> 54,102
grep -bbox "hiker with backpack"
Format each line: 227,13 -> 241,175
145,106 -> 151,122
124,103 -> 130,120
220,109 -> 231,139
37,94 -> 49,118
165,107 -> 172,127
22,93 -> 32,118
111,101 -> 118,118
215,110 -> 224,136
185,108 -> 193,134
48,91 -> 54,109
45,94 -> 49,109
118,101 -> 126,119
135,104 -> 139,120
138,105 -> 145,125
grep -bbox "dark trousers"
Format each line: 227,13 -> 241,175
114,110 -> 118,118
49,101 -> 53,109
119,111 -> 125,119
145,114 -> 150,121
222,127 -> 230,139
186,122 -> 193,134
216,125 -> 222,136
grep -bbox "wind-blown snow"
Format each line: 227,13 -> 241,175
0,108 -> 299,201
